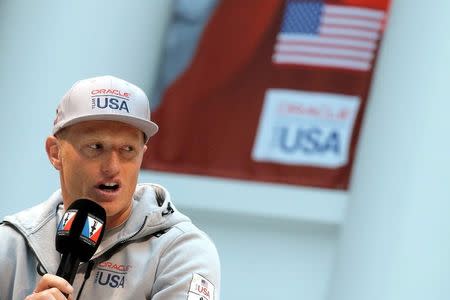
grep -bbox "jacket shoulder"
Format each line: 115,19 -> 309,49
0,222 -> 27,245
151,220 -> 221,299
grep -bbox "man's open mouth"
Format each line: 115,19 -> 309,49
97,182 -> 120,192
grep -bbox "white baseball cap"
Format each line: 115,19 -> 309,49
53,75 -> 158,142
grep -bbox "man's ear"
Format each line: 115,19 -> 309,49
46,136 -> 62,170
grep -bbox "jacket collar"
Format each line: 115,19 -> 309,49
3,183 -> 189,273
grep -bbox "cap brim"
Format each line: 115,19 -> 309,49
53,114 -> 159,142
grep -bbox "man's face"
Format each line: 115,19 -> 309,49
48,120 -> 147,229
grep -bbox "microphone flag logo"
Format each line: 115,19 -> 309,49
58,210 -> 78,232
81,214 -> 104,245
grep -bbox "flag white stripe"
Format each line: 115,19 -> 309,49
322,16 -> 382,30
277,34 -> 377,50
275,44 -> 374,60
273,54 -> 370,71
324,5 -> 385,19
320,26 -> 380,40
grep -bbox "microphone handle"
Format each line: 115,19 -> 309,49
56,252 -> 81,285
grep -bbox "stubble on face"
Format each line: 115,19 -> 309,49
53,120 -> 147,228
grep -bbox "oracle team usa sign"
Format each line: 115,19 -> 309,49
252,89 -> 360,168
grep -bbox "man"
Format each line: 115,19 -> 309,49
0,75 -> 220,299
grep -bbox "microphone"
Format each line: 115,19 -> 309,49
55,199 -> 106,285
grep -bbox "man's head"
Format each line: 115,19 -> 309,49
45,75 -> 158,228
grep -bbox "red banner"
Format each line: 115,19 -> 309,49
143,0 -> 391,189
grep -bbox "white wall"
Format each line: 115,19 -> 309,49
327,1 -> 450,299
0,1 -> 344,299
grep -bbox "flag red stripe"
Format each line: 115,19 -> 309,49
277,38 -> 374,52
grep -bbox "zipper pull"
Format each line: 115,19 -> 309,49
75,260 -> 95,300
84,260 -> 95,280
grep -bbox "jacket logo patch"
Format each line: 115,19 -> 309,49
94,261 -> 132,289
187,273 -> 215,300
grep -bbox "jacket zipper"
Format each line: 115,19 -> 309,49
75,216 -> 148,299
75,260 -> 95,300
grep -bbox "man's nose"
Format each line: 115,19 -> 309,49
101,150 -> 120,177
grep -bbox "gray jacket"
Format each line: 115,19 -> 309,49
0,183 -> 220,300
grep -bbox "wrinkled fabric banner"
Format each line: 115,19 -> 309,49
143,0 -> 391,190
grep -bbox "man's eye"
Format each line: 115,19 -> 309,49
123,146 -> 134,152
88,144 -> 102,150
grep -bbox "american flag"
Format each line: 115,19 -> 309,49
273,0 -> 386,71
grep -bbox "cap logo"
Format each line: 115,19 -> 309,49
91,89 -> 130,113
91,89 -> 130,99
91,97 -> 130,113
